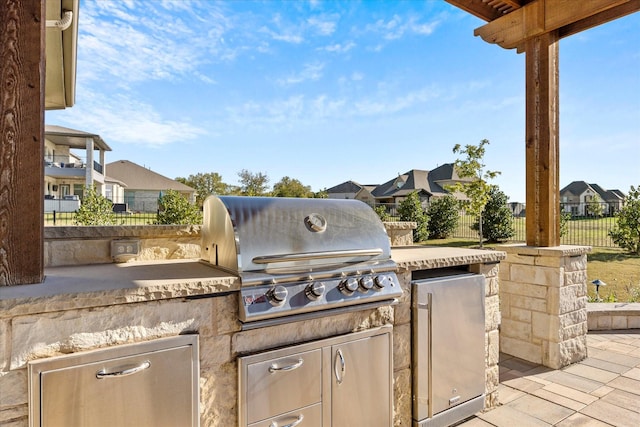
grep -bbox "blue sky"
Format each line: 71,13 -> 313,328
47,1 -> 640,202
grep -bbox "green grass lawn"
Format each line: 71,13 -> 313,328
454,215 -> 617,248
421,238 -> 640,302
585,248 -> 640,302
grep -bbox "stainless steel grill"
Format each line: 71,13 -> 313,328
201,196 -> 402,327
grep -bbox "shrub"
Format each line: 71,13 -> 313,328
609,185 -> 640,255
427,195 -> 459,239
397,192 -> 429,242
155,190 -> 202,225
374,205 -> 392,222
74,186 -> 117,225
472,186 -> 514,243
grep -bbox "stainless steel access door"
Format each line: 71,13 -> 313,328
412,273 -> 485,422
331,332 -> 392,427
29,335 -> 199,427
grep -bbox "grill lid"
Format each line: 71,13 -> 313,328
201,196 -> 392,279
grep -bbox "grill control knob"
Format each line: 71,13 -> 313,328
305,282 -> 325,300
359,276 -> 374,292
266,285 -> 288,306
374,275 -> 394,290
339,278 -> 358,296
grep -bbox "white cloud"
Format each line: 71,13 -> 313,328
365,14 -> 439,41
53,91 -> 205,147
319,41 -> 356,53
277,63 -> 325,86
307,16 -> 338,36
77,1 -> 234,86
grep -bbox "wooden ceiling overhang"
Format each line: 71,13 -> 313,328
446,0 -> 639,48
445,0 -> 639,247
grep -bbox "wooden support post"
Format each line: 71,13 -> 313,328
0,0 -> 45,285
525,31 -> 561,247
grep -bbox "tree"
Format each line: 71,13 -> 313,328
447,139 -> 500,248
238,169 -> 270,196
427,195 -> 459,239
472,185 -> 514,243
397,191 -> 429,242
609,185 -> 640,255
155,190 -> 202,225
74,186 -> 117,225
175,172 -> 230,207
272,176 -> 313,198
585,194 -> 604,217
313,189 -> 328,198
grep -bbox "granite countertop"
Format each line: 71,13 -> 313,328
0,259 -> 239,317
391,245 -> 506,270
0,247 -> 506,317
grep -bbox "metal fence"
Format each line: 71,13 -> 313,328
45,211 -> 159,226
45,195 -> 170,226
43,199 -> 621,249
372,202 -> 619,248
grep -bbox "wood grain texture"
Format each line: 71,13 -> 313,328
0,0 -> 44,285
473,0 -> 634,50
525,32 -> 561,247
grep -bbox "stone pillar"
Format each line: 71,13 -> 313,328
383,222 -> 417,246
499,244 -> 590,369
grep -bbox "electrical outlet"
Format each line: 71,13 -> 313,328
111,239 -> 140,260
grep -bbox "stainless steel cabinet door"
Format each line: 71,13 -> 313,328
35,342 -> 198,427
413,274 -> 485,418
331,332 -> 391,427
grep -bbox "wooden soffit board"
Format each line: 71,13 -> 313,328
447,0 -> 639,52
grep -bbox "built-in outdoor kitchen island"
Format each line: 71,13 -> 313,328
0,236 -> 504,427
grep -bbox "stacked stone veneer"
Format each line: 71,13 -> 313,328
44,225 -> 201,267
0,279 -> 393,426
383,221 -> 417,247
499,245 -> 591,369
587,303 -> 640,330
1,246 -> 503,426
45,223 -> 417,268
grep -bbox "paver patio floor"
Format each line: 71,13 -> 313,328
457,331 -> 640,427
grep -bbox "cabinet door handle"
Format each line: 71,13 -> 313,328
334,348 -> 345,385
270,414 -> 304,427
96,360 -> 151,379
268,358 -> 303,373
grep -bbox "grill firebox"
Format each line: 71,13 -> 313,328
201,196 -> 402,327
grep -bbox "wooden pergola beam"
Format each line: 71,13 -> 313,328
444,0 -> 506,21
474,0 -> 638,50
0,0 -> 45,285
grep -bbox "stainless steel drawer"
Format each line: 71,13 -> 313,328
248,403 -> 322,427
246,349 -> 322,424
29,335 -> 199,427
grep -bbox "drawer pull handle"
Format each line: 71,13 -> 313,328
268,358 -> 303,373
270,414 -> 304,427
96,360 -> 151,379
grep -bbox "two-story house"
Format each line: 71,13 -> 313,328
44,125 -> 112,212
560,181 -> 625,216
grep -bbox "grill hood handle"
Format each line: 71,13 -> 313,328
252,248 -> 384,265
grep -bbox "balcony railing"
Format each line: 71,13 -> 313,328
44,156 -> 104,174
